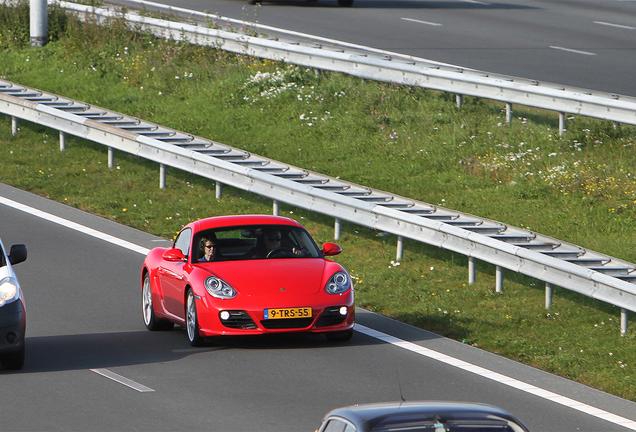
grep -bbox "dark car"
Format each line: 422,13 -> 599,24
316,401 -> 531,432
0,238 -> 27,370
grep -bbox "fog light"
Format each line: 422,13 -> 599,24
219,311 -> 230,321
339,306 -> 348,316
6,332 -> 17,344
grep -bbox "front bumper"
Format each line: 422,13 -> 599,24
218,305 -> 354,331
196,293 -> 355,336
0,299 -> 26,354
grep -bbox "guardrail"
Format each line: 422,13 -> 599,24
2,79 -> 636,336
59,0 -> 636,134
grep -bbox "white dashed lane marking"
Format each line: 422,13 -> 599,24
91,369 -> 155,392
550,46 -> 597,56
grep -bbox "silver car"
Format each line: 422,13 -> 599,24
0,237 -> 27,370
316,401 -> 530,432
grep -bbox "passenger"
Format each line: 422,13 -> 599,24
199,234 -> 221,262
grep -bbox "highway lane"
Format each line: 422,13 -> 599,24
2,182 -> 636,431
108,0 -> 636,97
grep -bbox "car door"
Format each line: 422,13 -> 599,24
158,228 -> 191,320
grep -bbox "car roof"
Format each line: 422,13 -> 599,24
189,214 -> 304,231
323,401 -> 530,431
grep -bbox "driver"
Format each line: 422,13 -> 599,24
263,229 -> 283,254
245,229 -> 305,259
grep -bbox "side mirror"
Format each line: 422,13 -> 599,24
321,242 -> 342,257
9,244 -> 27,265
162,248 -> 187,262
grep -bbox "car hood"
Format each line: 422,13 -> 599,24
204,259 -> 327,296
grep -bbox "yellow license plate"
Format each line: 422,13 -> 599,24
264,307 -> 312,320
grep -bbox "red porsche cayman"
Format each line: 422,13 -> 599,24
141,215 -> 355,346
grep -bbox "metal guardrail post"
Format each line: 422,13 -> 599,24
456,94 -> 463,108
545,282 -> 553,309
30,0 -> 47,48
215,182 -> 223,199
59,131 -> 66,151
621,308 -> 628,335
108,147 -> 114,168
396,235 -> 404,261
559,113 -> 566,136
273,200 -> 279,216
496,266 -> 503,293
468,257 -> 476,285
506,103 -> 513,123
11,116 -> 18,136
334,217 -> 341,241
159,163 -> 166,189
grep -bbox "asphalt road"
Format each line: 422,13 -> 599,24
3,2 -> 635,430
107,0 -> 636,97
2,182 -> 636,431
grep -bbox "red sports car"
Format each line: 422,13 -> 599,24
141,215 -> 355,346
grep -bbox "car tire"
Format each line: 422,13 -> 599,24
142,274 -> 174,331
186,289 -> 204,347
325,329 -> 353,342
337,0 -> 354,6
0,345 -> 25,370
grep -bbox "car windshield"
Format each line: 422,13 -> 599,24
373,418 -> 524,432
193,224 -> 322,262
371,414 -> 527,432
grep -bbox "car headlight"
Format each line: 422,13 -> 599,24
204,276 -> 237,299
0,277 -> 19,307
325,271 -> 350,295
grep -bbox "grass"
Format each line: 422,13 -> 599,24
2,1 -> 636,401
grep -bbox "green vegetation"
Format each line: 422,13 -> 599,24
2,1 -> 636,400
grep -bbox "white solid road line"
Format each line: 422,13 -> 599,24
91,369 -> 155,392
0,196 -> 150,256
356,325 -> 636,431
119,0 -> 472,70
2,194 -> 636,429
